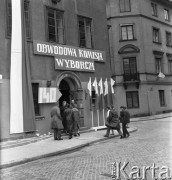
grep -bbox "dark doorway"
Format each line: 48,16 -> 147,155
59,79 -> 70,107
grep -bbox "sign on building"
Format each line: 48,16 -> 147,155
38,87 -> 62,103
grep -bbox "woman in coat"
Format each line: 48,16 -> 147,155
63,104 -> 74,139
50,103 -> 64,140
72,107 -> 80,136
104,106 -> 123,138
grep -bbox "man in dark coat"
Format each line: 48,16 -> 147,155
72,107 -> 80,136
71,99 -> 77,108
120,106 -> 130,138
60,101 -> 67,132
104,106 -> 123,138
50,102 -> 63,140
63,104 -> 74,139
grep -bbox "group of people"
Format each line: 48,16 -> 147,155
50,99 -> 130,141
50,100 -> 80,140
104,105 -> 130,139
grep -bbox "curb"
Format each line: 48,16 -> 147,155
0,128 -> 137,169
131,114 -> 172,122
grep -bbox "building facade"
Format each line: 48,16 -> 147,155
106,0 -> 172,117
0,0 -> 112,140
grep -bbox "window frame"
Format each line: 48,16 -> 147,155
151,2 -> 158,17
119,0 -> 131,13
120,24 -> 134,41
152,27 -> 161,44
123,57 -> 137,75
164,9 -> 170,21
126,91 -> 139,109
159,90 -> 165,107
166,31 -> 172,46
155,57 -> 163,73
32,83 -> 40,116
78,15 -> 93,49
168,59 -> 172,74
6,0 -> 32,39
46,7 -> 65,44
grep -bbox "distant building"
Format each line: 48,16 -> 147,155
0,0 -> 111,140
106,0 -> 172,117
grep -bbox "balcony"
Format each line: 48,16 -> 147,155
123,73 -> 140,89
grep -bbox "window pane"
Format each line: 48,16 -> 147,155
120,0 -> 125,12
121,27 -> 127,40
159,90 -> 165,106
133,92 -> 139,107
78,17 -> 92,48
130,58 -> 137,74
47,9 -> 64,43
127,26 -> 133,39
123,59 -> 130,74
125,0 -> 131,12
126,92 -> 133,108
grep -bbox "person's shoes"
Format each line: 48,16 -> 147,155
120,136 -> 124,139
54,138 -> 58,140
57,138 -> 63,140
74,134 -> 77,137
77,133 -> 80,136
104,135 -> 109,137
69,136 -> 72,139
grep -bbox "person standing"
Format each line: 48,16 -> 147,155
50,102 -> 63,140
60,101 -> 67,133
120,106 -> 130,138
104,106 -> 123,138
72,107 -> 80,136
64,104 -> 74,139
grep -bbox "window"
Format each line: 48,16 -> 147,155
153,28 -> 160,43
78,16 -> 93,48
155,58 -> 162,73
47,8 -> 64,43
120,0 -> 131,12
151,3 -> 157,16
123,57 -> 137,74
121,25 -> 134,40
32,83 -> 40,116
166,32 -> 172,46
91,90 -> 96,107
168,60 -> 172,74
159,90 -> 165,106
164,9 -> 170,21
6,0 -> 31,39
126,91 -> 139,108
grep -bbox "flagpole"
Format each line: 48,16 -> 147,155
91,110 -> 94,128
97,109 -> 100,127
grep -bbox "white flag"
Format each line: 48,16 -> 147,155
110,78 -> 115,94
87,77 -> 92,96
104,78 -> 108,96
158,72 -> 165,79
98,78 -> 103,95
92,77 -> 99,95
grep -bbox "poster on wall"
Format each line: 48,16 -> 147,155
38,87 -> 62,103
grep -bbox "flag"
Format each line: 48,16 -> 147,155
92,77 -> 99,109
110,78 -> 115,94
158,72 -> 165,79
98,78 -> 104,110
110,78 -> 115,106
87,77 -> 92,110
10,0 -> 36,133
104,78 -> 109,108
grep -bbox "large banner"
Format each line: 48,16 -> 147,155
33,40 -> 106,62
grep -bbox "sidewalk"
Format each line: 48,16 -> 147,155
0,112 -> 172,169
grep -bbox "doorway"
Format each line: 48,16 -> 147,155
59,79 -> 70,107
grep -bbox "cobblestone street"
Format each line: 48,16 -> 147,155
1,118 -> 172,180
